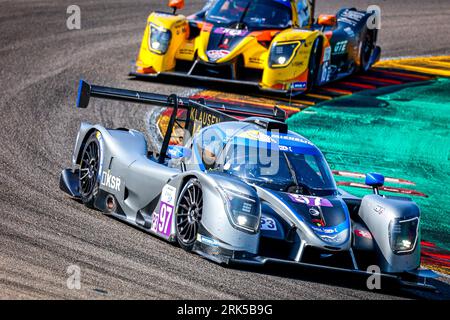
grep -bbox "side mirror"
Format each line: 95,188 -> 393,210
168,145 -> 191,160
318,14 -> 337,27
168,0 -> 185,13
365,172 -> 385,195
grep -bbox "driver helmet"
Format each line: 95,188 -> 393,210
202,139 -> 223,167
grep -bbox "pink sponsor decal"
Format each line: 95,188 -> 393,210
288,194 -> 333,207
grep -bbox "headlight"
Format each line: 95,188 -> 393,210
269,41 -> 301,68
389,217 -> 419,254
149,24 -> 172,54
217,187 -> 261,233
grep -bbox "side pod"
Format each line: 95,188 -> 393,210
358,194 -> 421,273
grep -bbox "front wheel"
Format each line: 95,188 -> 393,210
306,38 -> 322,92
359,30 -> 377,72
176,179 -> 203,251
79,133 -> 101,208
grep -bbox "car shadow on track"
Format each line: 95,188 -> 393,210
227,261 -> 450,300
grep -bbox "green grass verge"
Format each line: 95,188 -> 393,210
287,78 -> 450,250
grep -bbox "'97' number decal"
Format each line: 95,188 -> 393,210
152,184 -> 177,238
157,203 -> 173,236
152,202 -> 174,238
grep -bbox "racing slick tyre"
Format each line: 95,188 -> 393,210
79,133 -> 101,209
306,37 -> 322,92
359,29 -> 377,72
176,178 -> 203,252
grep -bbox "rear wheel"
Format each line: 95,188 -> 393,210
79,133 -> 101,208
176,179 -> 203,251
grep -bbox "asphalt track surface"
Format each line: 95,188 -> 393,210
1,0 -> 450,299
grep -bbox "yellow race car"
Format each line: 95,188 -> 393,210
131,0 -> 381,94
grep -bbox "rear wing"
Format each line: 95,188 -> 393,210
76,80 -> 285,121
76,80 -> 286,163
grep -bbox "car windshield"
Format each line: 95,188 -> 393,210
205,0 -> 292,29
217,145 -> 337,196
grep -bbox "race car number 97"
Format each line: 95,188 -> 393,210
152,185 -> 176,237
158,203 -> 173,235
260,216 -> 277,231
152,202 -> 174,237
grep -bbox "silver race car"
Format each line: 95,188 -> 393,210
60,80 -> 438,289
